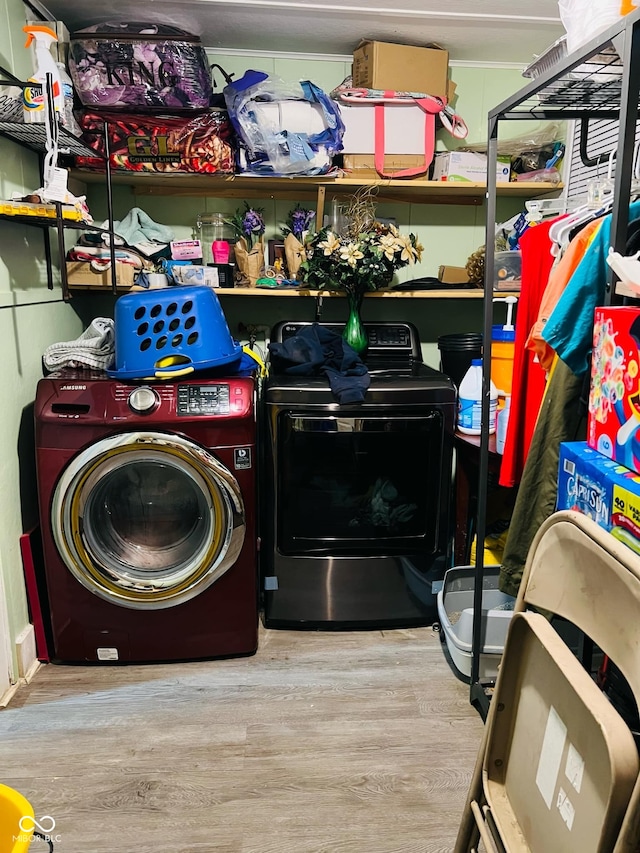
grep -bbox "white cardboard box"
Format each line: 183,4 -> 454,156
339,102 -> 429,155
432,151 -> 511,183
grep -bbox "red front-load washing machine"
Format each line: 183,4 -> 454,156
34,370 -> 258,663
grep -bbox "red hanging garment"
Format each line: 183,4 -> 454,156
499,221 -> 557,487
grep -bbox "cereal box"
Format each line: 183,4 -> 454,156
557,442 -> 640,555
588,306 -> 640,474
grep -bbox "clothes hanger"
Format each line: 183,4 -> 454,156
547,149 -> 616,249
551,149 -> 616,253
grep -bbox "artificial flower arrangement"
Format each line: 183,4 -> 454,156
281,202 -> 315,279
298,190 -> 423,351
300,222 -> 423,294
227,202 -> 266,286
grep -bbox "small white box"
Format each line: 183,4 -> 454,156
432,151 -> 511,183
437,565 -> 515,681
340,102 -> 428,155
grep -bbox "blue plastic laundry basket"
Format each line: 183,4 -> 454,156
107,286 -> 242,380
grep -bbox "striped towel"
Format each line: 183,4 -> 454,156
43,318 -> 115,371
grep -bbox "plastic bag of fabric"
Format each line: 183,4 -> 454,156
224,70 -> 344,175
69,22 -> 213,111
75,110 -> 236,174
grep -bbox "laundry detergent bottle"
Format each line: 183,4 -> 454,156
22,25 -> 63,123
457,358 -> 498,435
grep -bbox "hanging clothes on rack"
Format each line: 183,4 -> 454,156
499,200 -> 640,597
526,217 -> 604,372
542,199 -> 640,374
498,220 -> 557,488
499,355 -> 588,597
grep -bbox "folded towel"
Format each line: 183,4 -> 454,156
105,207 -> 174,247
43,318 -> 115,371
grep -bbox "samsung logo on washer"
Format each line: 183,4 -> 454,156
60,384 -> 87,391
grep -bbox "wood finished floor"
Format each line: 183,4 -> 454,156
0,625 -> 483,853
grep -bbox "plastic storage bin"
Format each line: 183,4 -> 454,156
494,250 -> 521,291
107,285 -> 242,380
436,565 -> 516,681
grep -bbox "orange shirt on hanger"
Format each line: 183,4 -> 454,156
525,218 -> 603,373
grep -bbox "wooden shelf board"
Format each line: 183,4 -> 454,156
71,170 -> 562,204
66,286 -> 485,298
67,285 -> 518,298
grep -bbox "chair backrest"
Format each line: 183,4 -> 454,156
454,510 -> 640,853
512,510 -> 640,852
0,782 -> 35,853
516,509 -> 640,704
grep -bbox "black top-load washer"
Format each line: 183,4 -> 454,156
262,320 -> 456,629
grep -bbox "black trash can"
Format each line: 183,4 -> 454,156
437,333 -> 483,389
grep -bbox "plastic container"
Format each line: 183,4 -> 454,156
436,565 -> 516,681
491,325 -> 515,396
0,782 -> 35,853
522,36 -> 568,79
457,358 -> 497,435
496,395 -> 511,455
107,285 -> 242,380
196,213 -> 236,266
437,332 -> 483,389
56,61 -> 82,136
494,250 -> 521,291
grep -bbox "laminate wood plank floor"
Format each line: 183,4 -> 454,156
0,625 -> 483,853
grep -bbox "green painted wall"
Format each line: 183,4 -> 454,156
0,0 -> 83,678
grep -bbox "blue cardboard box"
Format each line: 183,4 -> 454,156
557,442 -> 640,555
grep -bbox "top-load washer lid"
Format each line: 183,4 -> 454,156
270,320 -> 424,368
267,320 -> 456,406
50,431 -> 246,610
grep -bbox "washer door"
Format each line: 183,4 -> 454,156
51,431 -> 245,610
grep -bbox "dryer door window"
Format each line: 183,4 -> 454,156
51,431 -> 245,610
277,412 -> 445,555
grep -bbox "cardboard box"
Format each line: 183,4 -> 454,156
343,154 -> 428,173
432,151 -> 511,183
438,265 -> 469,284
66,261 -> 136,289
557,441 -> 640,555
352,40 -> 449,100
588,306 -> 640,473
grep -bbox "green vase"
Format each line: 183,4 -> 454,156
343,292 -> 368,354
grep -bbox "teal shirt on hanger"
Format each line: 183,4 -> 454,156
542,199 -> 640,375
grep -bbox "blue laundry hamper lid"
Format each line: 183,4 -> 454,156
107,285 -> 243,380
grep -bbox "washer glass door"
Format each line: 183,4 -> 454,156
52,431 -> 245,609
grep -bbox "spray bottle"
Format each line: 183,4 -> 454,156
22,25 -> 63,123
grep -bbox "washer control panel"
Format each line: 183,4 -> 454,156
128,386 -> 160,414
177,384 -> 230,415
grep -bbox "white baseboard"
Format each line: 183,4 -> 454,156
0,680 -> 21,709
0,626 -> 42,709
15,624 -> 37,680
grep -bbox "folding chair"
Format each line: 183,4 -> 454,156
454,509 -> 640,852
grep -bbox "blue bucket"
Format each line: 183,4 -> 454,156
107,286 -> 242,380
